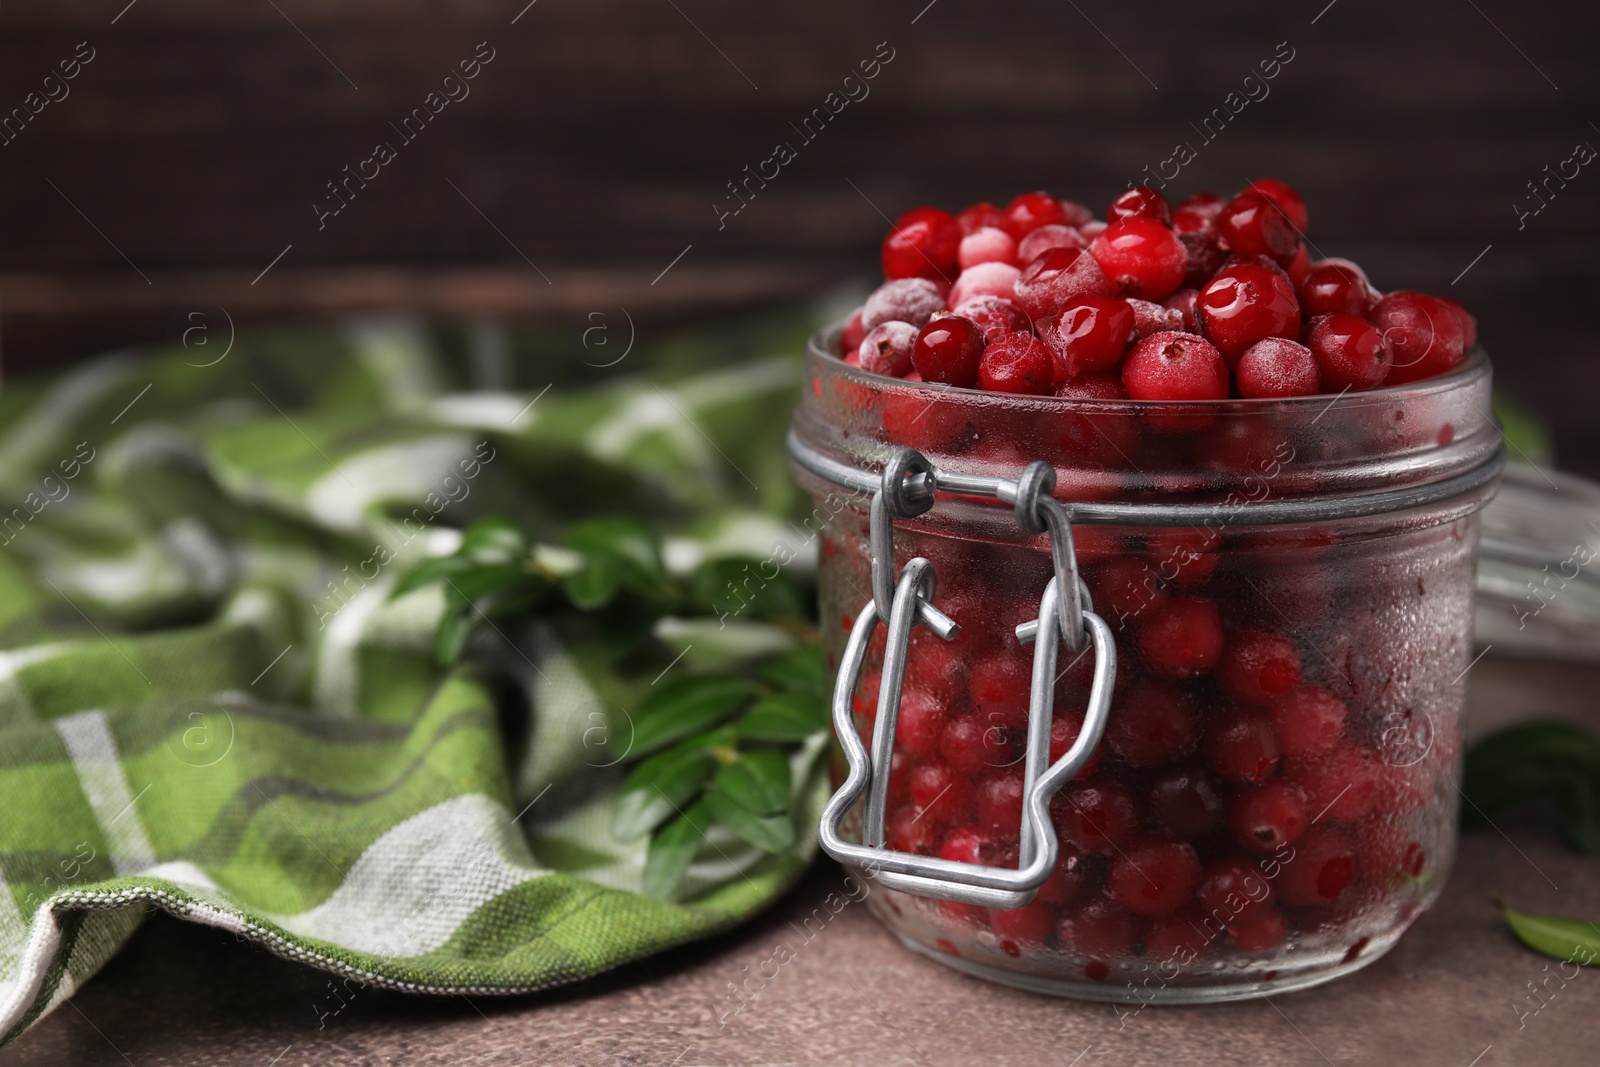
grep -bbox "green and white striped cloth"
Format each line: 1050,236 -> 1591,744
0,312 -> 828,1044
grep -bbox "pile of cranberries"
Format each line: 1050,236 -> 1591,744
842,181 -> 1477,400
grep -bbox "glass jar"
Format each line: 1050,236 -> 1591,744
789,327 -> 1502,1003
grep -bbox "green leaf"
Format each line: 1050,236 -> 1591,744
460,517 -> 530,566
1462,720 -> 1600,852
392,555 -> 473,599
736,691 -> 829,742
563,557 -> 622,610
643,800 -> 711,900
566,517 -> 662,579
612,742 -> 717,841
761,645 -> 828,696
711,749 -> 791,815
433,605 -> 473,665
706,789 -> 795,853
1498,899 -> 1600,966
627,677 -> 760,760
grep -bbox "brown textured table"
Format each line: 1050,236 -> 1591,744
6,653 -> 1600,1067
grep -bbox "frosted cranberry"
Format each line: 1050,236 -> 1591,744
956,201 -> 1007,235
1176,190 -> 1226,221
895,686 -> 945,758
1162,288 -> 1201,332
1370,291 -> 1468,385
1125,298 -> 1184,340
1055,781 -> 1141,854
989,899 -> 1055,949
1454,299 -> 1479,351
1228,780 -> 1309,852
909,761 -> 969,814
1146,528 -> 1220,587
937,830 -> 993,925
1054,369 -> 1128,402
882,206 -> 961,281
1091,557 -> 1164,622
947,261 -> 1022,308
970,655 -> 1031,713
1205,709 -> 1280,785
912,315 -> 986,388
1172,209 -> 1214,236
1244,177 -> 1309,233
1179,231 -> 1227,289
1307,313 -> 1391,391
1145,913 -> 1210,964
1035,844 -> 1093,907
977,772 -> 1026,833
1048,710 -> 1106,777
1107,679 -> 1198,767
1017,223 -> 1087,264
958,226 -> 1017,269
1299,263 -> 1376,317
1148,766 -> 1225,838
1228,909 -> 1287,952
858,321 -> 919,377
1285,244 -> 1312,287
1198,856 -> 1276,925
951,296 -> 1030,341
1286,744 -> 1382,822
1061,900 -> 1140,964
1197,264 -> 1302,365
1216,192 -> 1298,264
1079,220 -> 1107,240
1218,629 -> 1302,705
978,332 -> 1053,394
1090,218 -> 1188,301
1037,295 -> 1134,380
1137,595 -> 1224,678
1109,839 -> 1201,917
1057,199 -> 1095,228
1014,246 -> 1111,319
840,308 -> 867,359
1120,331 -> 1229,403
941,715 -> 994,774
1269,685 -> 1347,758
1108,185 -> 1172,225
886,805 -> 940,855
1278,828 -> 1355,906
1235,337 -> 1321,398
1003,191 -> 1069,237
863,277 -> 945,331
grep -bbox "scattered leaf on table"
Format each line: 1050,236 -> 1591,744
1498,898 -> 1600,966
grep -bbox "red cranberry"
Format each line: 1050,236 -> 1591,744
1107,679 -> 1198,767
1037,295 -> 1134,380
1179,231 -> 1227,289
1035,843 -> 1094,907
1120,331 -> 1229,403
1048,709 -> 1106,778
1228,779 -> 1309,852
1228,908 -> 1287,952
1244,177 -> 1310,233
1146,528 -> 1221,587
912,315 -> 986,388
1176,191 -> 1226,221
1090,218 -> 1188,301
989,899 -> 1055,949
1148,766 -> 1226,839
909,760 -> 969,814
1014,246 -> 1112,319
936,829 -> 994,925
1017,224 -> 1087,264
1145,912 -> 1211,964
1277,828 -> 1356,906
1197,264 -> 1302,365
1299,263 -> 1377,317
958,227 -> 1017,269
1370,291 -> 1468,385
1055,781 -> 1141,854
1269,685 -> 1347,758
886,805 -> 940,855
1137,595 -> 1224,678
1056,198 -> 1095,228
1060,899 -> 1140,964
1235,337 -> 1322,398
894,686 -> 944,758
1205,709 -> 1281,785
1198,856 -> 1277,926
1285,743 -> 1382,822
977,770 -> 1026,833
1091,556 -> 1165,621
1307,313 -> 1391,391
1217,191 -> 1299,264
970,655 -> 1031,713
1050,373 -> 1138,464
948,262 -> 1022,308
840,308 -> 867,358
1108,186 -> 1172,225
1162,288 -> 1201,332
956,201 -> 1007,235
863,277 -> 945,331
978,332 -> 1053,394
882,206 -> 961,281
858,321 -> 919,377
940,715 -> 994,774
950,296 -> 1029,342
1003,191 -> 1069,237
1109,839 -> 1202,917
1285,244 -> 1312,287
1218,629 -> 1302,705
1079,220 -> 1107,240
1125,297 -> 1184,340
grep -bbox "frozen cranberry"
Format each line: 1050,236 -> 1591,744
1079,219 -> 1107,240
936,830 -> 993,925
1176,191 -> 1227,221
956,201 -> 1008,235
977,332 -> 1053,394
951,296 -> 1030,341
895,686 -> 945,758
1148,766 -> 1226,839
958,226 -> 1017,269
1235,337 -> 1322,398
1091,557 -> 1164,622
970,656 -> 1031,713
1198,264 -> 1302,365
1109,839 -> 1202,917
1048,710 -> 1105,778
1172,209 -> 1214,237
940,715 -> 995,774
1269,685 -> 1347,758
1299,263 -> 1377,318
1147,528 -> 1222,587
1179,231 -> 1227,289
1014,246 -> 1112,319
989,899 -> 1056,950
886,805 -> 940,855
1037,295 -> 1134,379
977,771 -> 1026,833
1057,199 -> 1095,228
882,206 -> 961,282
1036,843 -> 1094,907
1228,779 -> 1309,852
1049,372 -> 1138,463
1090,218 -> 1188,301
1198,856 -> 1276,925
1003,191 -> 1069,237
1061,899 -> 1140,965
1244,177 -> 1310,233
1125,297 -> 1184,340
863,277 -> 945,331
858,321 -> 919,377
1107,679 -> 1198,767
1307,313 -> 1391,391
1120,331 -> 1229,404
840,308 -> 867,358
1145,912 -> 1210,964
912,315 -> 986,387
948,262 -> 1022,309
1055,781 -> 1141,854
1137,595 -> 1224,678
1108,186 -> 1172,225
1216,191 -> 1298,264
1285,743 -> 1382,822
1017,223 -> 1087,264
1162,288 -> 1201,332
1205,709 -> 1281,785
1228,908 -> 1287,952
1278,828 -> 1356,906
1370,291 -> 1468,385
1218,629 -> 1302,705
909,761 -> 971,817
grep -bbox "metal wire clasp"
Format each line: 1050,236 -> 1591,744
819,448 -> 1117,907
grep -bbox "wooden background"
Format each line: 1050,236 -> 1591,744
1,0 -> 1597,456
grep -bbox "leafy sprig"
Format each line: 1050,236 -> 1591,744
1462,719 -> 1600,854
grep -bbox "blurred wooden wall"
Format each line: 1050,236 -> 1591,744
0,0 -> 1596,455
